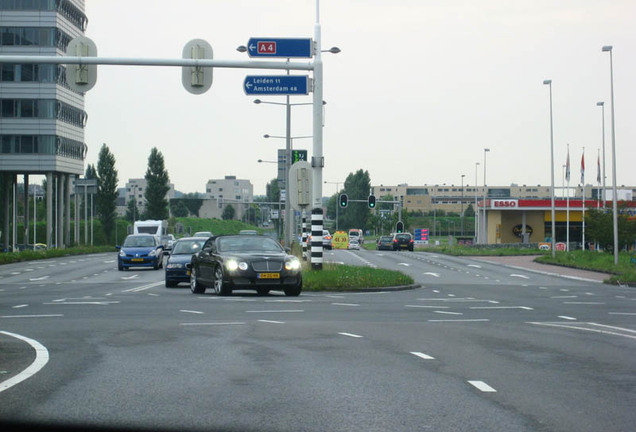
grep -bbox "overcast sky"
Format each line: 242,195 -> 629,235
83,0 -> 635,196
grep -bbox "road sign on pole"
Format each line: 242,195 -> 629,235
244,75 -> 309,95
247,38 -> 313,58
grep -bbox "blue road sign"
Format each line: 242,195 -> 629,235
247,38 -> 313,58
244,75 -> 309,95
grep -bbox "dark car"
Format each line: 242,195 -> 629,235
189,234 -> 302,296
376,235 -> 394,250
392,233 -> 414,251
116,234 -> 164,270
164,237 -> 206,287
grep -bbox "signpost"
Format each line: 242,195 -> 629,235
243,75 -> 309,95
246,38 -> 313,58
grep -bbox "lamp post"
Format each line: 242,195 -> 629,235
324,180 -> 341,230
482,148 -> 490,244
474,162 -> 479,242
596,101 -> 606,208
460,174 -> 465,235
264,134 -> 312,247
258,158 -> 283,240
602,45 -> 619,265
543,79 -> 556,258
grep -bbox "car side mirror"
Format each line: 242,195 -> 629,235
115,245 -> 121,250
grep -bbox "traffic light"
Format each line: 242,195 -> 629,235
396,221 -> 404,233
339,193 -> 348,208
368,194 -> 376,208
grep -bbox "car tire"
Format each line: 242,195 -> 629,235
190,266 -> 206,294
118,263 -> 123,271
213,265 -> 231,296
284,280 -> 302,297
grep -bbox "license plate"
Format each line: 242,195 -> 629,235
258,273 -> 280,279
131,258 -> 144,262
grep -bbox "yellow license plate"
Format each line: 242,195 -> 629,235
131,258 -> 144,262
258,273 -> 280,279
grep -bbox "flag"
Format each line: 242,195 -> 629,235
565,148 -> 570,182
597,152 -> 601,185
581,151 -> 585,184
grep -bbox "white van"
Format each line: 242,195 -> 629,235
348,229 -> 364,245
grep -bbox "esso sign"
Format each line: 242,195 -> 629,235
492,200 -> 518,209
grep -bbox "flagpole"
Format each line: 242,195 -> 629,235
566,144 -> 570,251
581,147 -> 585,251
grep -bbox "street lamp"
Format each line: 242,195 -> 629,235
474,162 -> 479,242
602,45 -> 619,265
324,180 -> 341,230
460,174 -> 465,235
596,102 -> 606,208
482,148 -> 490,244
543,79 -> 556,258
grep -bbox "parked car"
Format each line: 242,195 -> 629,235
189,234 -> 302,296
348,239 -> 360,250
193,231 -> 213,238
392,232 -> 414,251
116,234 -> 164,271
376,235 -> 394,250
164,237 -> 207,287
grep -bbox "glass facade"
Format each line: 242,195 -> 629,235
0,0 -> 87,31
0,98 -> 87,127
0,134 -> 85,159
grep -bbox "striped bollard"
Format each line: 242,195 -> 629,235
311,207 -> 323,270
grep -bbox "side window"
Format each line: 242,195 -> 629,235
203,239 -> 214,252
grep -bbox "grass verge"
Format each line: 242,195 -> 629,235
536,250 -> 636,285
302,262 -> 414,292
0,246 -> 115,265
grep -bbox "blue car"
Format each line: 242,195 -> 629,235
164,237 -> 206,287
117,234 -> 164,271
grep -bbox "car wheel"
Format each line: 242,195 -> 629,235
118,263 -> 123,271
190,266 -> 206,294
284,280 -> 302,297
213,266 -> 231,296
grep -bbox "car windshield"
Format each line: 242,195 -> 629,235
171,239 -> 205,254
123,236 -> 156,247
217,236 -> 283,253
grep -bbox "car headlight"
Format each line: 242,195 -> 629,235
166,263 -> 184,269
119,250 -> 125,257
149,250 -> 157,257
285,258 -> 301,271
226,260 -> 248,271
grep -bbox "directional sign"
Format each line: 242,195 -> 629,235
244,75 -> 309,95
247,38 -> 313,58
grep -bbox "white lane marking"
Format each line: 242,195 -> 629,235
10,272 -> 21,275
103,260 -> 116,263
468,264 -> 482,269
398,263 -> 410,267
609,312 -> 636,316
529,322 -> 636,340
469,306 -> 533,310
121,274 -> 139,280
245,310 -> 304,313
560,289 -> 570,292
563,302 -> 605,305
338,332 -> 363,338
551,295 -> 578,299
434,310 -> 463,315
405,305 -> 449,309
180,322 -> 245,326
180,310 -> 204,314
448,294 -> 456,297
147,293 -> 160,297
0,331 -> 49,393
12,305 -> 28,309
417,298 -> 495,303
558,316 -> 577,320
411,352 -> 435,360
510,274 -> 530,279
122,281 -> 163,293
326,295 -> 345,299
468,381 -> 497,392
1,314 -> 64,319
428,319 -> 490,323
258,320 -> 285,324
29,276 -> 49,281
424,272 -> 440,277
45,301 -> 119,306
432,290 -> 440,293
265,299 -> 311,303
589,323 -> 636,334
332,303 -> 359,307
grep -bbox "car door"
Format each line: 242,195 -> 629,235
197,238 -> 215,283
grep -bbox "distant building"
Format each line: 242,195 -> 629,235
122,178 -> 175,217
206,175 -> 253,205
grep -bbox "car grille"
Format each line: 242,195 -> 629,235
252,260 -> 283,272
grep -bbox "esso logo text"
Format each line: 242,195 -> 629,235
493,200 -> 518,208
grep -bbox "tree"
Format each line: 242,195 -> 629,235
125,199 -> 140,222
96,144 -> 119,244
143,147 -> 170,220
266,178 -> 281,234
464,203 -> 475,218
222,204 -> 235,220
170,200 -> 189,218
338,169 -> 371,231
586,206 -> 636,251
